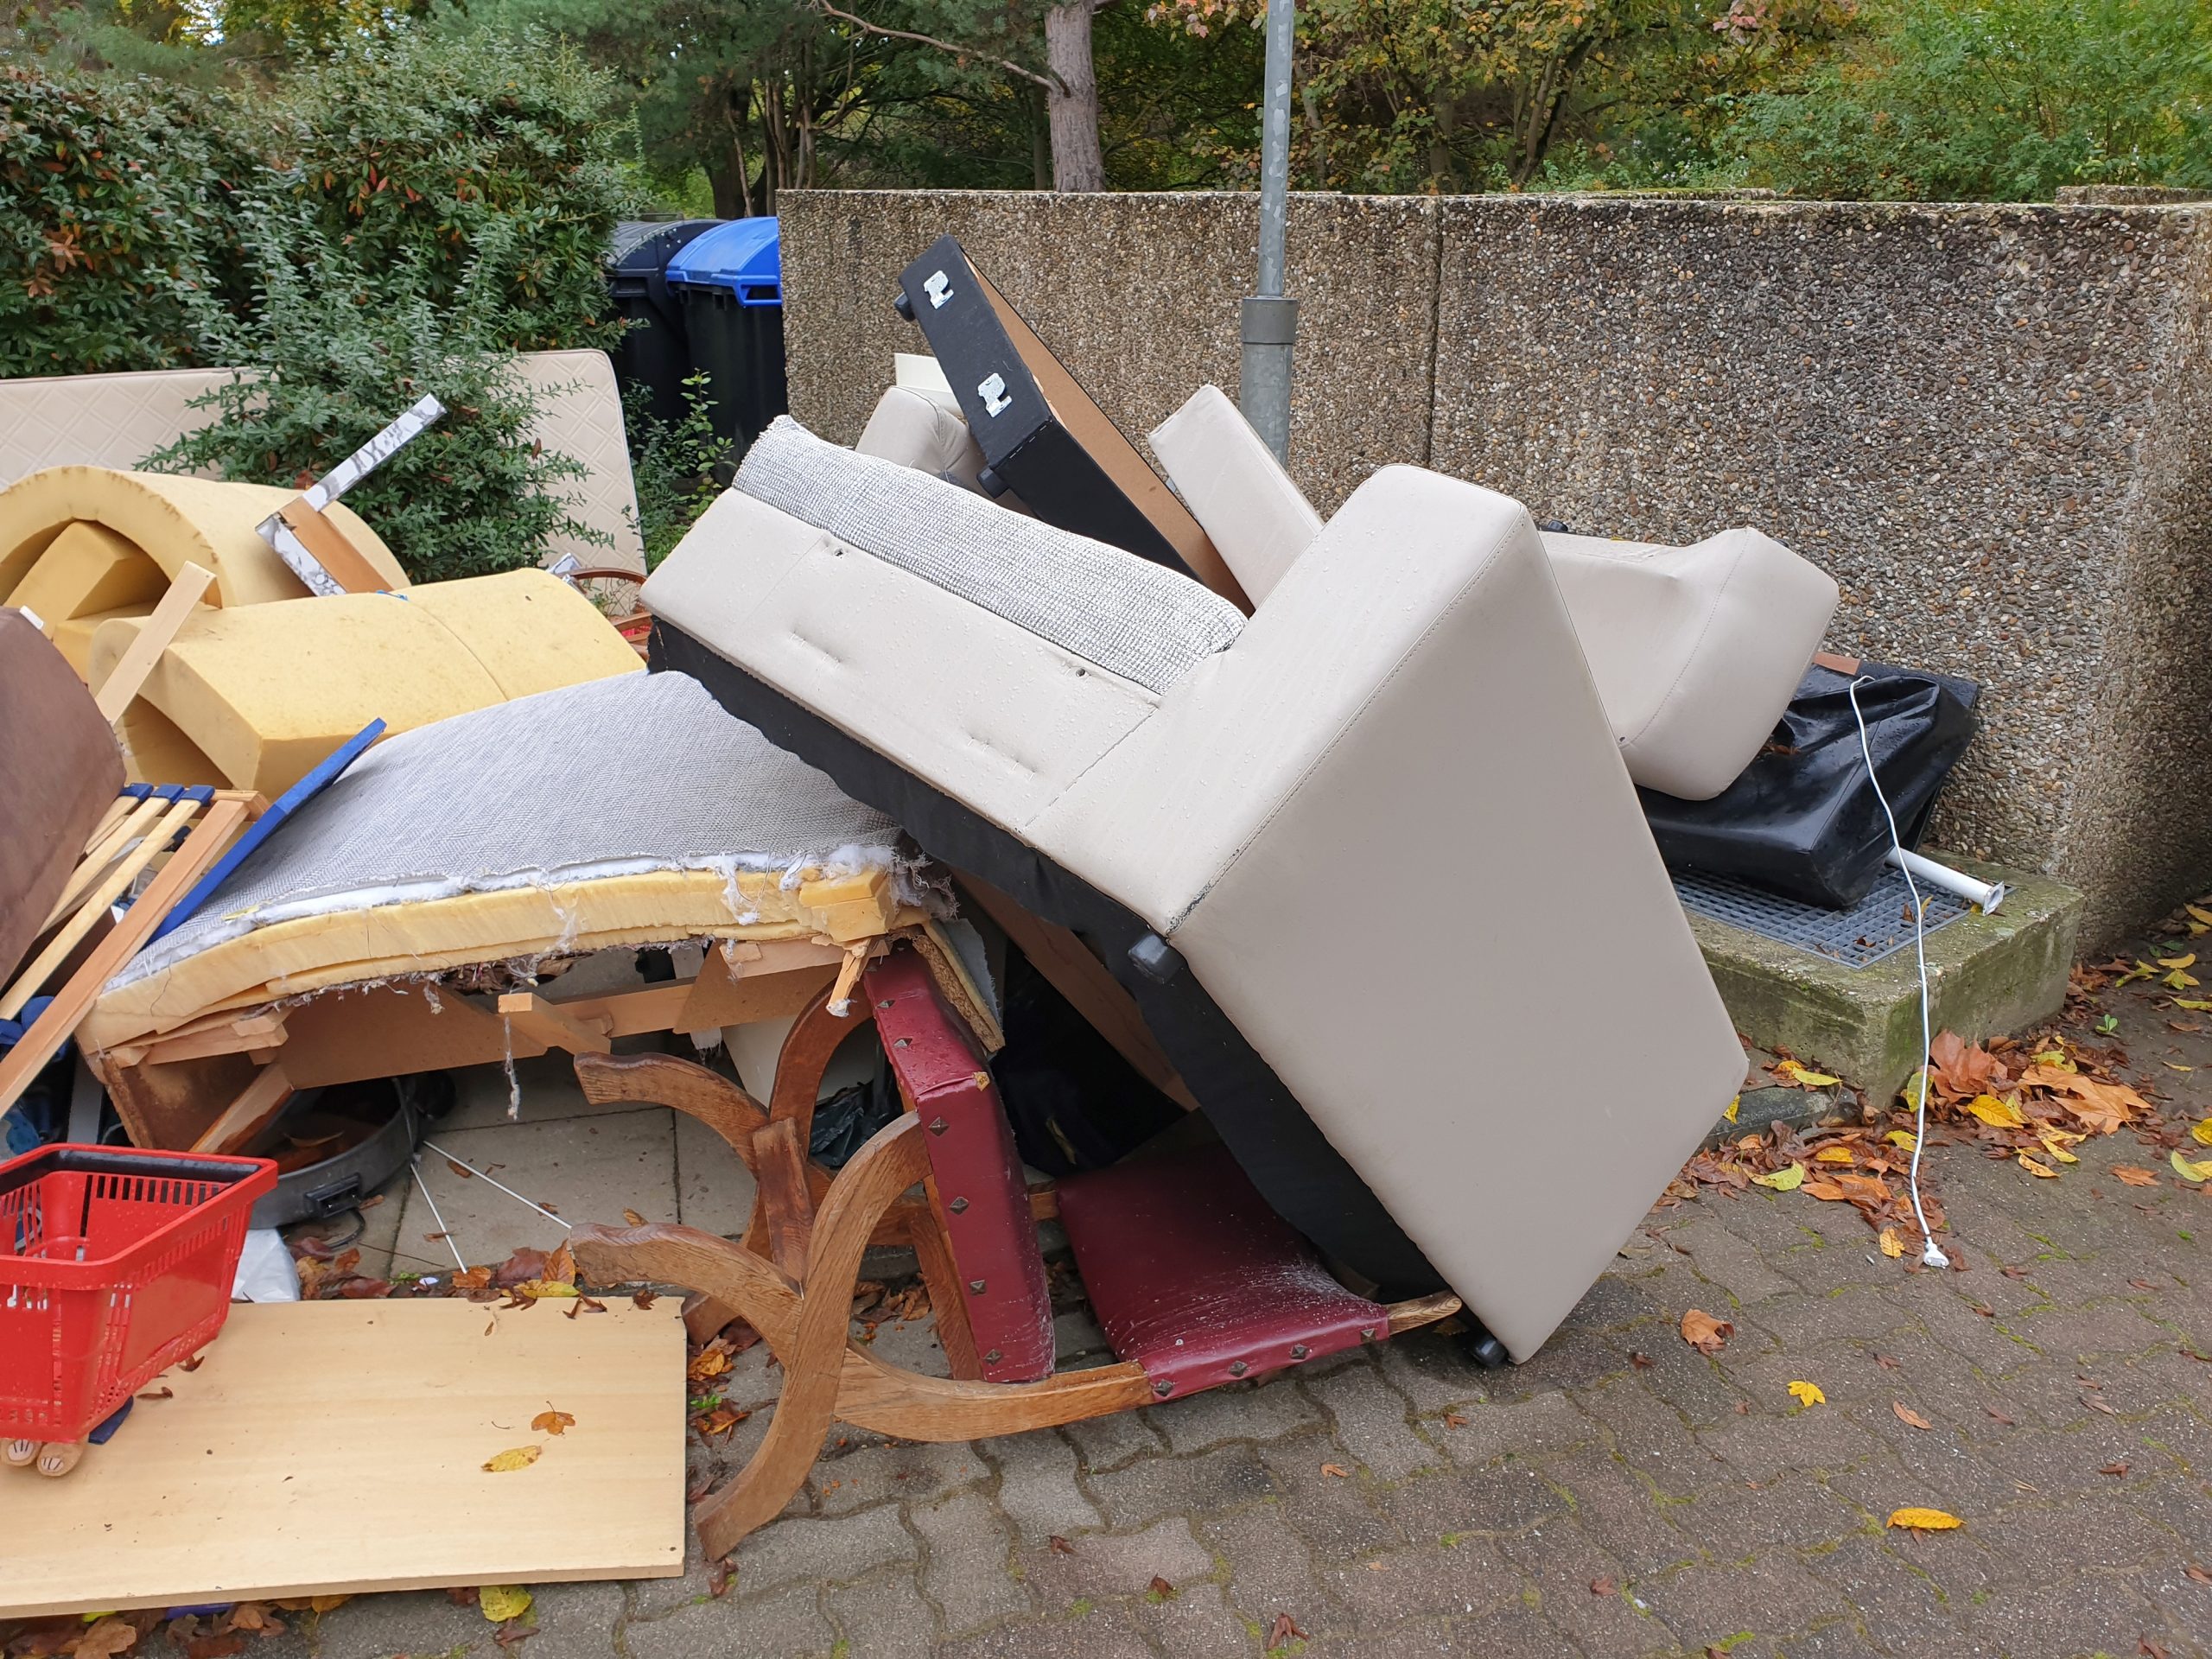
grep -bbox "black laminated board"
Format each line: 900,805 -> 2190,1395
897,235 -> 1250,612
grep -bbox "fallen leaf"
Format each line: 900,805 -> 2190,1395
1776,1059 -> 1841,1089
2171,1150 -> 2212,1183
1752,1162 -> 1806,1192
1984,1407 -> 2017,1426
1886,1128 -> 1918,1152
478,1586 -> 533,1624
1967,1094 -> 2026,1129
2018,1153 -> 2059,1179
137,1386 -> 173,1401
1886,1507 -> 1962,1532
2099,1461 -> 2130,1477
632,1288 -> 658,1310
1878,1227 -> 1906,1259
2173,999 -> 2212,1012
1813,1146 -> 1856,1165
482,1446 -> 543,1473
1047,1535 -> 1076,1555
2165,1063 -> 2195,1073
622,1208 -> 646,1226
1590,1576 -> 1618,1596
688,1349 -> 731,1384
2113,1166 -> 2163,1187
531,1408 -> 575,1436
1266,1613 -> 1308,1651
2142,1638 -> 2171,1659
707,1563 -> 733,1599
1876,1352 -> 1901,1370
1320,1462 -> 1351,1478
70,1618 -> 136,1659
2083,1395 -> 2119,1416
2194,1118 -> 2212,1147
1893,1401 -> 1933,1431
2166,969 -> 2200,990
564,1294 -> 607,1319
1788,1380 -> 1826,1408
2038,1130 -> 2083,1164
1680,1309 -> 1734,1355
1802,1179 -> 1850,1201
1147,1576 -> 1175,1599
1724,1095 -> 1739,1124
1444,1412 -> 1468,1427
2185,1563 -> 2212,1586
1630,1351 -> 1655,1369
446,1158 -> 475,1180
2158,953 -> 2197,970
512,1280 -> 578,1300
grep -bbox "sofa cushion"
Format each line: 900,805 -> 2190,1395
737,417 -> 1243,696
1148,385 -> 1323,606
855,385 -> 988,492
1544,527 -> 1839,801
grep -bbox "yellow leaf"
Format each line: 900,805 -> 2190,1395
1752,1161 -> 1806,1191
2017,1152 -> 2058,1178
2171,1150 -> 2212,1184
478,1586 -> 534,1624
2167,1063 -> 2196,1073
2171,1000 -> 2212,1012
1966,1094 -> 2025,1129
2030,1049 -> 2074,1068
1777,1059 -> 1841,1089
2157,952 -> 2197,970
1878,1227 -> 1905,1258
1787,1380 -> 1826,1408
2187,905 -> 2212,927
1899,1070 -> 1929,1111
481,1446 -> 543,1473
1887,1507 -> 1963,1531
2115,961 -> 2157,988
531,1408 -> 575,1436
513,1280 -> 578,1300
1885,1129 -> 1918,1152
2193,1117 -> 2212,1147
2113,1166 -> 2163,1186
2165,969 -> 2200,990
1813,1146 -> 1856,1165
1724,1095 -> 1740,1124
2036,1133 -> 2079,1165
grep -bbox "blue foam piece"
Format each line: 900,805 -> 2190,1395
148,720 -> 385,944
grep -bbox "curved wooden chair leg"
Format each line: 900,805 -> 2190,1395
575,1052 -> 768,1160
741,988 -> 874,1255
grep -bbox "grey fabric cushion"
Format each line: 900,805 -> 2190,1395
737,416 -> 1243,695
114,671 -> 904,986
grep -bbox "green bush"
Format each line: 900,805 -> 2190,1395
625,373 -> 731,569
264,27 -> 632,352
0,66 -> 253,376
149,218 -> 610,585
1726,0 -> 2212,200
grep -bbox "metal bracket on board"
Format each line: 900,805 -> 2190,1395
257,395 -> 444,596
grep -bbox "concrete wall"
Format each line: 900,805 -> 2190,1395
777,188 -> 2212,946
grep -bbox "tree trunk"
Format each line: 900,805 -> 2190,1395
1043,3 -> 1106,192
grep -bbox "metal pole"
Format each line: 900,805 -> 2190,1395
1240,0 -> 1297,464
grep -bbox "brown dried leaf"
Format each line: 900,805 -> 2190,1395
531,1408 -> 575,1436
1266,1613 -> 1308,1651
1147,1576 -> 1175,1599
1319,1463 -> 1351,1478
2100,1460 -> 2130,1476
69,1618 -> 136,1659
1630,1351 -> 1655,1369
2083,1395 -> 2120,1416
632,1289 -> 658,1310
623,1209 -> 646,1226
1590,1576 -> 1618,1597
1984,1407 -> 2018,1426
1680,1309 -> 1734,1355
446,1158 -> 475,1179
1893,1401 -> 1933,1431
137,1387 -> 173,1402
1444,1412 -> 1468,1428
2185,1563 -> 2212,1586
1047,1535 -> 1076,1555
2113,1166 -> 2162,1187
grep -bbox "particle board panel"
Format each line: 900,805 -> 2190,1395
0,1299 -> 686,1617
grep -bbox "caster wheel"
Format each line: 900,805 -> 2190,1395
1459,1325 -> 1510,1370
893,290 -> 915,321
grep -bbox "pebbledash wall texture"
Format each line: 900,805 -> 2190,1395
777,189 -> 2212,947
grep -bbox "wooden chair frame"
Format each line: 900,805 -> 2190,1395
570,977 -> 1459,1560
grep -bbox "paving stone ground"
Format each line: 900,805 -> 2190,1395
34,938 -> 2212,1658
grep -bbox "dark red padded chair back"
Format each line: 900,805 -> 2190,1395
864,946 -> 1054,1383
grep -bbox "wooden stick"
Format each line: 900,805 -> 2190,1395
1383,1291 -> 1463,1335
83,793 -> 137,849
496,991 -> 613,1056
1,794 -> 202,1020
189,1062 -> 295,1155
0,794 -> 251,1112
276,499 -> 391,595
47,793 -> 168,926
92,562 -> 214,723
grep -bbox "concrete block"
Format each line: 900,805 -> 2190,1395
1688,855 -> 2082,1103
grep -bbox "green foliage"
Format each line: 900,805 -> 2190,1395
0,65 -> 254,375
1724,0 -> 2212,200
148,219 -> 608,583
626,373 -> 733,569
265,26 -> 633,350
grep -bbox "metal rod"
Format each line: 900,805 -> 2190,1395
410,1155 -> 470,1271
421,1138 -> 573,1231
1239,0 -> 1298,464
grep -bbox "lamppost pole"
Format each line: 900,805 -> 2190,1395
1239,0 -> 1297,464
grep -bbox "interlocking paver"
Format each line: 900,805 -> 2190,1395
104,925 -> 2212,1658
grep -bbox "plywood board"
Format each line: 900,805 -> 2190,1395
0,1299 -> 686,1617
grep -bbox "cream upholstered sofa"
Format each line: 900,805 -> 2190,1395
1150,385 -> 1840,801
644,416 -> 1745,1361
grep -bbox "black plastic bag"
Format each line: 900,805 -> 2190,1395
1639,660 -> 1979,908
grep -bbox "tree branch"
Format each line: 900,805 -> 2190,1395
812,3 -> 1064,94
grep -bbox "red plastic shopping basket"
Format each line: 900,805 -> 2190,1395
0,1144 -> 276,1444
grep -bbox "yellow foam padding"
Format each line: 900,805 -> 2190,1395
8,519 -> 171,622
0,467 -> 404,615
88,567 -> 643,797
81,867 -> 917,1049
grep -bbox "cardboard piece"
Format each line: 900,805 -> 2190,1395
0,1299 -> 686,1617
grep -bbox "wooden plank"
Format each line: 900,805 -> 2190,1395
954,870 -> 1200,1113
0,794 -> 250,1113
498,991 -> 614,1056
188,1060 -> 295,1154
124,1011 -> 289,1069
752,1117 -> 815,1281
45,791 -> 167,926
276,497 -> 392,594
91,561 -> 214,723
0,1300 -> 685,1618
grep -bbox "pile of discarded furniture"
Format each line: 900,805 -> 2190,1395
3,231 -> 1987,1600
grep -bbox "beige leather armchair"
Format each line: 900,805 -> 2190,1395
645,418 -> 1745,1360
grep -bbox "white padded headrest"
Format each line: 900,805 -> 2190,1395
1149,385 -> 1323,606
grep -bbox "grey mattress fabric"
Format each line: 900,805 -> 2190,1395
115,671 -> 903,985
737,416 -> 1243,695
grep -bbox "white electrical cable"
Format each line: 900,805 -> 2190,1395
421,1138 -> 573,1232
1847,677 -> 1951,1270
409,1154 -> 469,1272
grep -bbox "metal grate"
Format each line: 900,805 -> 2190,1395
1674,867 -> 1969,968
